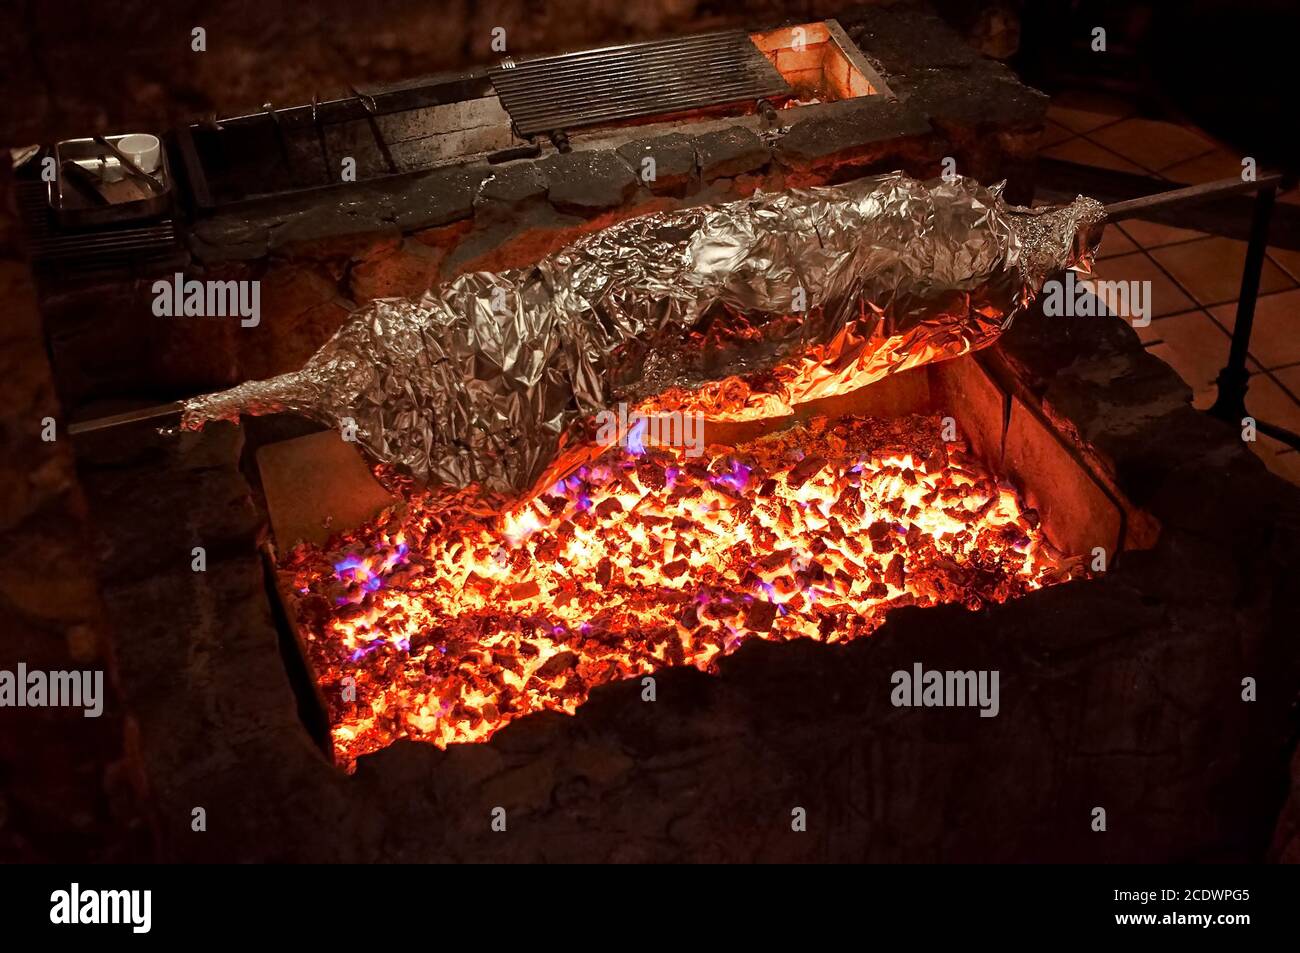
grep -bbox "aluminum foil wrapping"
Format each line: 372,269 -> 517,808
181,171 -> 1104,495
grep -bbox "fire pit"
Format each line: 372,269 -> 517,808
171,167 -> 1118,770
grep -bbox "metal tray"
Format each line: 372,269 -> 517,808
47,134 -> 173,228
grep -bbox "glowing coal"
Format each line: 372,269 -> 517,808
281,413 -> 1084,767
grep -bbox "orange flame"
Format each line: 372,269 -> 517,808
284,414 -> 1081,767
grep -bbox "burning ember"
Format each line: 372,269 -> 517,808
283,413 -> 1084,766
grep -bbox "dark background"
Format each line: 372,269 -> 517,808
2,0 -> 1295,175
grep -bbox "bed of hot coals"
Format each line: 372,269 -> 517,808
282,414 -> 1084,766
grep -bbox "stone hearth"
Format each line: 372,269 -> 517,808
11,0 -> 1300,864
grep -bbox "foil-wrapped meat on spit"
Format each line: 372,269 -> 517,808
181,171 -> 1104,495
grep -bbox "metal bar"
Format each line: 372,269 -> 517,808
1256,417 -> 1300,450
496,30 -> 750,69
29,235 -> 178,260
349,85 -> 399,174
36,248 -> 177,262
505,73 -> 782,112
518,83 -> 783,121
1207,184 -> 1292,447
263,103 -> 295,176
174,125 -> 213,209
67,402 -> 183,436
511,87 -> 784,136
33,230 -> 176,249
206,73 -> 494,132
33,223 -> 176,240
34,232 -> 177,250
515,90 -> 778,133
36,224 -> 175,240
496,70 -> 778,113
1104,173 -> 1284,220
1224,186 -> 1275,379
491,41 -> 761,89
494,71 -> 779,114
351,70 -> 494,103
1040,160 -> 1300,248
35,241 -> 178,259
1103,174 -> 1299,451
311,94 -> 333,185
492,44 -> 755,84
492,48 -> 777,96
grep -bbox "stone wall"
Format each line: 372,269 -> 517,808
0,164 -> 148,862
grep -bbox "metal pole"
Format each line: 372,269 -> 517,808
1208,184 -> 1287,440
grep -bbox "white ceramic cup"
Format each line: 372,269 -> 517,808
117,134 -> 161,174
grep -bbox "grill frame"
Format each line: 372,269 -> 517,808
489,30 -> 791,138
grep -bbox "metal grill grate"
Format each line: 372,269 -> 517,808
489,30 -> 790,137
17,181 -> 180,277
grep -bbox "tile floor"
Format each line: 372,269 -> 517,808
1044,89 -> 1300,485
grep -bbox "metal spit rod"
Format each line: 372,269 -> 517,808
66,402 -> 185,436
1103,172 -> 1284,220
1099,172 -> 1296,449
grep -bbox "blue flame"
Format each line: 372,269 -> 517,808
626,417 -> 648,456
334,555 -> 364,574
334,553 -> 385,594
710,458 -> 751,493
349,640 -> 384,662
